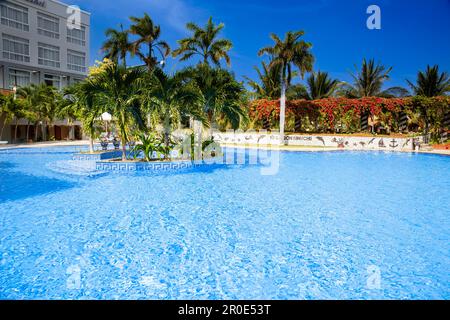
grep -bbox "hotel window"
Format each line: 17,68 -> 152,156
67,50 -> 86,72
37,12 -> 60,39
2,34 -> 30,63
0,2 -> 29,31
43,74 -> 61,89
67,26 -> 86,46
8,69 -> 31,88
38,43 -> 60,68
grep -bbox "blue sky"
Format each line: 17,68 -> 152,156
70,0 -> 450,89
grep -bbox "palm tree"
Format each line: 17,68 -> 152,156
179,64 -> 247,134
258,31 -> 314,142
407,66 -> 450,140
245,61 -> 282,99
63,83 -> 102,153
407,65 -> 450,97
0,92 -> 8,141
0,94 -> 21,142
101,25 -> 132,67
66,84 -> 101,152
343,58 -> 408,98
83,63 -> 147,159
17,84 -> 58,141
142,68 -> 205,146
304,71 -> 340,100
129,13 -> 170,71
173,17 -> 232,67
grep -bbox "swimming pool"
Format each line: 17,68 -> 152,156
0,146 -> 449,299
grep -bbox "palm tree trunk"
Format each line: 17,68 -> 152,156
26,121 -> 30,143
41,121 -> 47,141
0,118 -> 6,141
279,76 -> 287,145
34,122 -> 39,141
89,137 -> 94,153
121,137 -> 127,160
164,114 -> 170,147
14,119 -> 19,143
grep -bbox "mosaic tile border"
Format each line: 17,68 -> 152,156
95,160 -> 203,172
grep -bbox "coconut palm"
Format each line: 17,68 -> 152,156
0,94 -> 22,142
303,71 -> 340,100
343,58 -> 408,98
173,17 -> 232,67
64,83 -> 102,153
17,84 -> 59,141
245,61 -> 283,99
407,65 -> 450,97
143,68 -> 205,146
84,63 -> 147,159
101,25 -> 132,67
129,13 -> 170,71
258,31 -> 314,142
179,64 -> 247,133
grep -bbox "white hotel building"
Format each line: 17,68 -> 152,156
0,0 -> 90,142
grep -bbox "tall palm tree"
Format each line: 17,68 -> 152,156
258,31 -> 314,142
63,83 -> 102,152
343,58 -> 408,98
84,63 -> 147,159
407,65 -> 450,97
173,17 -> 232,67
304,71 -> 340,100
129,13 -> 170,71
143,68 -> 205,146
180,64 -> 247,133
101,25 -> 132,67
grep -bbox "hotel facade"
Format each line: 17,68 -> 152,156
0,0 -> 90,142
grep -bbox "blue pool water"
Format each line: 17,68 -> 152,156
0,146 -> 449,300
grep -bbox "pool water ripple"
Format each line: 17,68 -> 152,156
0,147 -> 449,299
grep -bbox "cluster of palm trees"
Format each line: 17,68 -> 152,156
64,14 -> 245,159
0,84 -> 75,143
1,14 -> 449,149
248,29 -> 449,139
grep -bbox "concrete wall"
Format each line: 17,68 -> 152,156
212,132 -> 417,152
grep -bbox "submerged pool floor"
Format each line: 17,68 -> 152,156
0,147 -> 449,299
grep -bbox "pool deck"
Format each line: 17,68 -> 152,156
1,140 -> 449,156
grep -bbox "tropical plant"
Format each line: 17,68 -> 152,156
101,25 -> 132,67
63,83 -> 103,152
16,84 -> 60,142
173,17 -> 232,67
245,62 -> 282,99
343,58 -> 408,98
179,64 -> 247,133
304,71 -> 340,100
129,13 -> 170,71
131,132 -> 160,161
407,65 -> 450,97
0,94 -> 23,143
142,68 -> 206,146
258,31 -> 314,141
83,63 -> 147,159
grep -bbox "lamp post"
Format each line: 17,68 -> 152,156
101,112 -> 112,137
